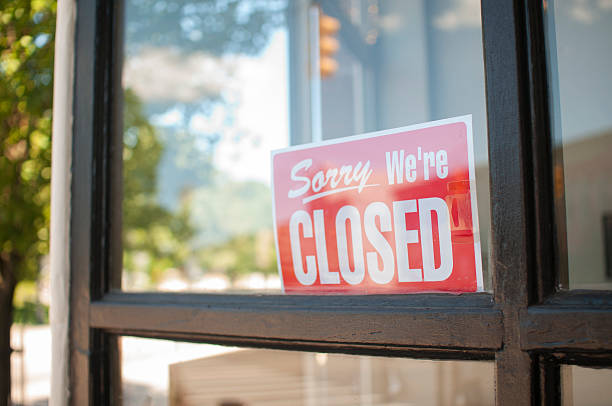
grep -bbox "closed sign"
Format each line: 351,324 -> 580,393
272,116 -> 483,294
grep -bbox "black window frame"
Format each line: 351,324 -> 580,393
67,1 -> 612,405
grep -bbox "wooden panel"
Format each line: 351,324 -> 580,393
70,0 -> 97,404
481,0 -> 537,404
90,293 -> 503,351
71,1 -> 122,405
494,350 -> 535,406
522,307 -> 612,351
523,292 -> 612,352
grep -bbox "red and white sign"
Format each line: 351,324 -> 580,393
271,116 -> 483,294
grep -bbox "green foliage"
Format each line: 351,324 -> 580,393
122,89 -> 194,285
13,301 -> 48,325
189,175 -> 273,246
122,88 -> 279,285
121,1 -> 286,287
122,90 -> 280,286
0,0 -> 56,283
198,229 -> 277,281
189,175 -> 277,280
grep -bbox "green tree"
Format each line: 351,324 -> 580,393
122,89 -> 194,286
0,1 -> 55,404
198,230 -> 277,282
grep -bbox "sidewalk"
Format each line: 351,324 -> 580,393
10,325 -> 50,406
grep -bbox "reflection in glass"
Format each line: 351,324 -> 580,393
545,0 -> 612,289
121,336 -> 494,405
313,0 -> 490,289
121,0 -> 490,292
562,365 -> 612,406
122,0 -> 289,292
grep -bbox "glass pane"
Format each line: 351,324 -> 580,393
121,0 -> 289,292
562,365 -> 612,406
121,0 -> 491,292
121,336 -> 494,405
545,1 -> 612,289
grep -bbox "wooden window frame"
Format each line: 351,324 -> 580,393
66,1 -> 612,405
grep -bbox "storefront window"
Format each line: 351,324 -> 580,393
545,0 -> 612,289
121,336 -> 494,405
120,0 -> 490,293
55,0 -> 612,402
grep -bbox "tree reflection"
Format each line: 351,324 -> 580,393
122,0 -> 287,290
125,0 -> 286,56
122,89 -> 194,285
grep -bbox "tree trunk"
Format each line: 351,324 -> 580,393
0,256 -> 16,406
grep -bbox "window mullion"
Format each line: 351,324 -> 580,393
481,0 -> 537,404
89,292 -> 503,352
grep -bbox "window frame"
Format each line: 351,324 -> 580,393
66,1 -> 612,405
